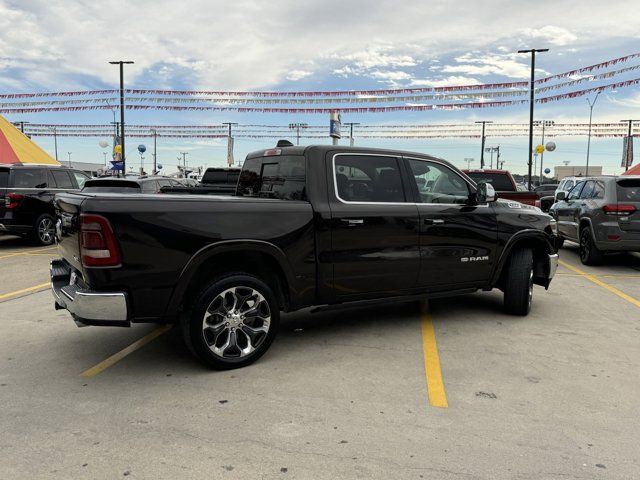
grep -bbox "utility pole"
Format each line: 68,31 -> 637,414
585,92 -> 601,176
51,126 -> 58,162
288,123 -> 308,145
534,120 -> 554,181
518,48 -> 549,190
15,121 -> 30,133
109,60 -> 134,176
475,121 -> 492,168
180,152 -> 188,177
620,119 -> 639,171
464,157 -> 474,169
151,129 -> 157,174
222,122 -> 238,167
344,122 -> 360,147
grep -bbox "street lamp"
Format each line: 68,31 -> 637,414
109,60 -> 134,176
343,122 -> 360,146
485,146 -> 499,169
67,152 -> 72,167
288,123 -> 309,145
464,158 -> 474,169
518,48 -> 549,190
585,92 -> 601,176
475,121 -> 492,168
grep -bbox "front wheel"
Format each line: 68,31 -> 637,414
503,248 -> 533,316
182,273 -> 280,369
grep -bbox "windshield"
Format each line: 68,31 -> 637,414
466,172 -> 515,191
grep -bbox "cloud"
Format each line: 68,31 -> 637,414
523,26 -> 578,46
409,76 -> 482,87
286,70 -> 313,81
441,53 -> 535,78
369,70 -> 413,81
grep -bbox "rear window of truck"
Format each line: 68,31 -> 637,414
465,172 -> 515,191
237,156 -> 306,200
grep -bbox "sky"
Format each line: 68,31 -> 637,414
1,0 -> 639,175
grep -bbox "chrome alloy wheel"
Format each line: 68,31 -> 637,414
201,286 -> 271,358
38,217 -> 55,244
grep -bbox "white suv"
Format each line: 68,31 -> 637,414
555,176 -> 585,201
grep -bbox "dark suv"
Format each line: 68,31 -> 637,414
549,175 -> 640,264
81,176 -> 184,193
0,164 -> 91,245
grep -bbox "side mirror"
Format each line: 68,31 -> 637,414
475,182 -> 497,204
556,191 -> 566,201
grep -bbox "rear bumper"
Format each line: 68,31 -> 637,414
594,237 -> 640,252
51,259 -> 130,327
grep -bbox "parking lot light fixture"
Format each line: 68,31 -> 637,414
518,48 -> 549,190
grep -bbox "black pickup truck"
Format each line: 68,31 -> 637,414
51,145 -> 559,369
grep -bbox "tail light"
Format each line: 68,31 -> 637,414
80,214 -> 121,267
5,193 -> 24,209
534,199 -> 541,208
603,204 -> 636,216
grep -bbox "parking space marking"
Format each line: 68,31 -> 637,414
80,325 -> 172,378
0,282 -> 50,302
559,260 -> 640,309
0,246 -> 57,261
420,303 -> 448,408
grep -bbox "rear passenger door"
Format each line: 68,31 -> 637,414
328,153 -> 420,299
557,182 -> 584,240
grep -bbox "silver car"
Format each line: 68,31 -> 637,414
549,176 -> 640,264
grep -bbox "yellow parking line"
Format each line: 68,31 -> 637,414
0,282 -> 50,302
80,325 -> 172,378
559,260 -> 640,309
420,303 -> 448,408
0,246 -> 57,260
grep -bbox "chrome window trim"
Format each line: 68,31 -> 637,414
331,152 -> 489,208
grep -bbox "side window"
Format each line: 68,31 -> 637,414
564,180 -> 574,191
12,169 -> 47,188
334,155 -> 405,203
73,172 -> 89,189
567,182 -> 584,200
237,156 -> 306,200
51,170 -> 74,189
579,181 -> 595,199
592,181 -> 605,199
408,159 -> 469,204
141,181 -> 158,193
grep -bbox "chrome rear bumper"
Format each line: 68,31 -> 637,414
51,259 -> 129,327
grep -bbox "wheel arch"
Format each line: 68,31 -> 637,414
492,230 -> 555,289
166,240 -> 296,317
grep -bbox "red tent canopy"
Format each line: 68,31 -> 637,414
623,163 -> 640,176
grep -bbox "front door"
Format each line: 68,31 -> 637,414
329,153 -> 420,299
404,157 -> 498,291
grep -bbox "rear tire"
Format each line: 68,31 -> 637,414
503,248 -> 533,316
182,273 -> 279,370
579,227 -> 603,265
31,214 -> 55,246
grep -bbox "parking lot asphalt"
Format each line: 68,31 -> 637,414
1,234 -> 639,479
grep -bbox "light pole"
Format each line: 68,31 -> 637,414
464,158 -> 474,169
344,122 -> 360,147
620,119 -> 639,171
51,126 -> 58,162
151,129 -> 157,174
67,152 -> 72,167
518,48 -> 549,190
109,60 -> 134,176
475,121 -> 492,168
180,152 -> 189,177
288,123 -> 308,145
585,92 -> 601,176
14,121 -> 30,133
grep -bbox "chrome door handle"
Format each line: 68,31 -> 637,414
424,218 -> 445,225
341,219 -> 364,225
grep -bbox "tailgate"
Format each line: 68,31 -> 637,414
54,192 -> 86,272
616,178 -> 640,232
